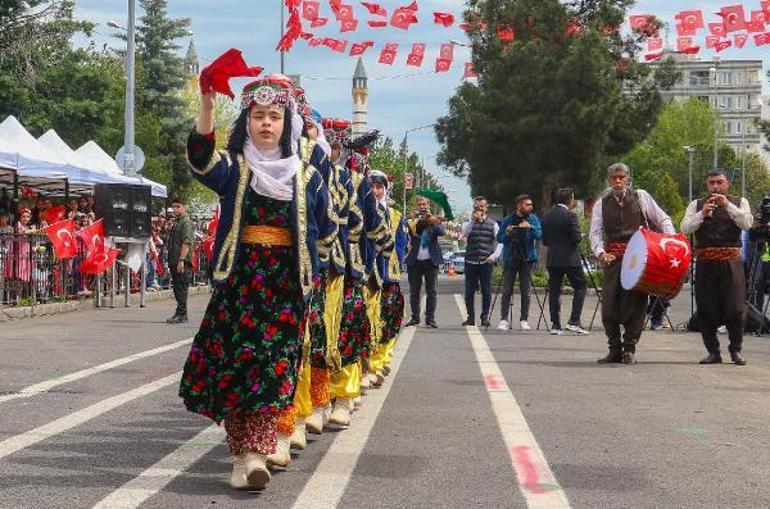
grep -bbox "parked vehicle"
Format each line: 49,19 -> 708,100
451,251 -> 466,274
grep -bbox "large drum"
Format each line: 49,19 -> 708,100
620,228 -> 692,300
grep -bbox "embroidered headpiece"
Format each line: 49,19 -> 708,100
322,118 -> 351,146
240,76 -> 296,111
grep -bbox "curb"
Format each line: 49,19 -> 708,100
0,285 -> 212,322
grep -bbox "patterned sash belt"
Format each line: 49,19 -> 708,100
605,242 -> 628,258
695,247 -> 741,261
240,225 -> 293,246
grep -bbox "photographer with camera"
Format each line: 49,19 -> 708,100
496,194 -> 542,331
682,169 -> 753,365
747,199 -> 770,316
404,196 -> 445,328
461,196 -> 502,327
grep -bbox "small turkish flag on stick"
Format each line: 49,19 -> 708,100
43,219 -> 78,259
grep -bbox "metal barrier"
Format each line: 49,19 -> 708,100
0,233 -> 211,308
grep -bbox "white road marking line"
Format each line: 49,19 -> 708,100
292,326 -> 416,509
454,294 -> 571,509
0,372 -> 182,461
0,337 -> 192,404
92,424 -> 223,509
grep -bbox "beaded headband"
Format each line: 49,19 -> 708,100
322,118 -> 351,145
240,77 -> 296,111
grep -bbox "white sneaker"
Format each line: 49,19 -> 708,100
497,320 -> 509,331
549,328 -> 563,336
565,323 -> 589,335
520,320 -> 531,331
266,433 -> 291,469
717,325 -> 727,334
230,455 -> 248,490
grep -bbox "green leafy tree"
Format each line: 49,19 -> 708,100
435,0 -> 678,210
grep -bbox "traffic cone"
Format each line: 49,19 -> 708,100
447,264 -> 455,277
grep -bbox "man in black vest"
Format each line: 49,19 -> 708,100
462,197 -> 502,327
681,169 -> 752,365
542,188 -> 588,335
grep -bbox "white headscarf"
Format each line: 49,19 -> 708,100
244,108 -> 303,202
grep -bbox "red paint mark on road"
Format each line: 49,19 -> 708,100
510,445 -> 547,495
485,374 -> 503,391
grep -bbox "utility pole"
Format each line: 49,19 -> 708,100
125,0 -> 136,176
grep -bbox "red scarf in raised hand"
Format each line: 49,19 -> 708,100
199,48 -> 263,99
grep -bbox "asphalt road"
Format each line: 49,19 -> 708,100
1,275 -> 769,508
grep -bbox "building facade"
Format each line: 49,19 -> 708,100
649,53 -> 763,157
351,57 -> 369,136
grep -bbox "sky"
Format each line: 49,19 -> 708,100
72,0 -> 770,214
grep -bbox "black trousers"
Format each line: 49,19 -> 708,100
464,262 -> 493,321
601,260 -> 647,352
547,266 -> 587,330
407,260 -> 438,322
695,258 -> 746,354
171,266 -> 191,316
500,262 -> 534,321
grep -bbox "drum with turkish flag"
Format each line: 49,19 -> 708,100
620,228 -> 692,300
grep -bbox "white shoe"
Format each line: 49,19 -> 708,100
520,320 -> 531,331
329,397 -> 353,427
353,395 -> 362,409
497,320 -> 509,331
564,323 -> 589,335
306,407 -> 323,434
230,455 -> 248,490
244,453 -> 271,490
549,328 -> 563,336
322,402 -> 332,426
290,418 -> 306,450
361,375 -> 371,390
717,325 -> 727,334
266,433 -> 291,469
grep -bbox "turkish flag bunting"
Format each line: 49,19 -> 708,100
435,58 -> 451,72
763,1 -> 770,16
322,37 -> 341,49
463,62 -> 478,79
350,41 -> 373,55
77,219 -> 105,257
391,6 -> 418,30
717,5 -> 746,33
285,0 -> 302,9
367,19 -> 387,27
706,35 -> 721,48
378,49 -> 397,64
80,247 -> 121,275
333,3 -> 354,21
629,14 -> 657,35
647,38 -> 663,52
677,37 -> 694,51
333,39 -> 348,52
709,22 -> 726,37
384,42 -> 399,52
674,10 -> 704,31
745,19 -> 765,33
43,219 -> 78,259
405,1 -> 418,10
459,22 -> 471,32
735,33 -> 749,48
311,17 -> 329,27
360,1 -> 386,16
675,23 -> 697,37
199,48 -> 263,99
406,53 -> 424,66
300,31 -> 313,40
752,9 -> 768,25
439,43 -> 454,60
309,37 -> 323,46
276,8 -> 304,52
714,39 -> 732,52
303,0 -> 320,20
754,32 -> 770,46
340,19 -> 358,32
682,45 -> 701,55
411,43 -> 426,56
434,12 -> 455,27
644,53 -> 663,61
497,26 -> 514,41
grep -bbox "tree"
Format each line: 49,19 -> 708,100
435,0 -> 678,210
135,0 -> 192,199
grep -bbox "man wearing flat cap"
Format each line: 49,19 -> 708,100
589,163 -> 675,365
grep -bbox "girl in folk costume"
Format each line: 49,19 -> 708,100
179,74 -> 337,491
369,170 -> 408,382
329,133 -> 391,425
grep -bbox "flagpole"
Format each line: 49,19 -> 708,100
280,0 -> 285,74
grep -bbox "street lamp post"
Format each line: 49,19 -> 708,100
108,1 -> 137,177
685,146 -> 695,203
280,0 -> 285,74
710,65 -> 719,169
402,124 -> 436,216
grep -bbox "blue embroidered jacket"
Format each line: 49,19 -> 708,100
353,174 -> 389,283
377,206 -> 407,284
185,130 -> 337,300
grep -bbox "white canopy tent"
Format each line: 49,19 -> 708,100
75,141 -> 168,198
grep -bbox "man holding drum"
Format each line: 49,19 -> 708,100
681,169 -> 752,365
589,163 -> 675,365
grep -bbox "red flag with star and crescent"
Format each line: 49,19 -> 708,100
360,1 -> 386,16
303,0 -> 320,20
717,5 -> 746,33
42,219 -> 78,259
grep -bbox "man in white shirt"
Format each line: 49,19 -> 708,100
589,163 -> 674,365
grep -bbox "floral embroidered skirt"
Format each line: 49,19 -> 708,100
380,282 -> 404,345
179,243 -> 303,425
308,270 -> 329,369
339,271 -> 370,366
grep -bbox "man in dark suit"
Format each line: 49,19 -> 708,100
542,188 -> 588,335
404,196 -> 445,328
